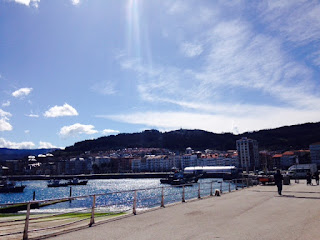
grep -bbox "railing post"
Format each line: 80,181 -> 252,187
161,187 -> 165,208
23,202 -> 31,240
198,183 -> 201,199
182,185 -> 185,202
229,181 -> 231,192
133,190 -> 137,215
246,178 -> 249,187
235,180 -> 238,190
89,195 -> 96,227
210,181 -> 213,196
242,178 -> 244,188
220,181 -> 223,193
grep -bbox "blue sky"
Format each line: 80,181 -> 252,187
0,0 -> 320,149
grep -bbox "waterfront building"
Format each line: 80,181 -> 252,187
66,157 -> 92,174
180,154 -> 197,169
280,151 -> 296,169
310,142 -> 320,167
131,158 -> 142,172
236,137 -> 259,172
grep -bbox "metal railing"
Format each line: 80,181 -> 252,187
0,178 -> 254,240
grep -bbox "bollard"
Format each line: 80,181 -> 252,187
246,178 -> 249,187
133,190 -> 137,215
161,187 -> 165,208
182,186 -> 185,202
220,181 -> 223,193
210,182 -> 213,196
33,191 -> 35,201
23,202 -> 31,240
89,195 -> 96,227
70,187 -> 72,198
229,181 -> 231,192
198,183 -> 201,199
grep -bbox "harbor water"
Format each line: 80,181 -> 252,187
0,178 -> 237,213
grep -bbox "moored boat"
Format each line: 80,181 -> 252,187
0,179 -> 26,193
47,179 -> 69,187
160,169 -> 200,186
68,178 -> 88,185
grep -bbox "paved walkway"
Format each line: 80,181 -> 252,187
50,181 -> 320,240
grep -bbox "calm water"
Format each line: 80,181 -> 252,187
0,179 -> 236,213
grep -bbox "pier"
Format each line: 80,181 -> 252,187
50,180 -> 320,240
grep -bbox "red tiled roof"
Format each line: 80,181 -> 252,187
283,151 -> 294,156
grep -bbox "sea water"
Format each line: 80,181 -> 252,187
0,179 -> 235,213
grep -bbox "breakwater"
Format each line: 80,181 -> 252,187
5,172 -> 169,181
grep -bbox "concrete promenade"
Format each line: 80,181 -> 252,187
51,180 -> 320,240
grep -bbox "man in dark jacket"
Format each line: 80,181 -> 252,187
274,170 -> 283,195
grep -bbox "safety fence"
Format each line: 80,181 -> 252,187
0,178 -> 256,240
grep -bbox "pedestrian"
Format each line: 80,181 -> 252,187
306,171 -> 312,185
314,171 -> 319,185
274,169 -> 283,195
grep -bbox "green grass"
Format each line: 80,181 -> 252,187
47,212 -> 125,220
0,211 -> 125,220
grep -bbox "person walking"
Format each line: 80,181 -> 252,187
314,171 -> 319,185
306,171 -> 312,185
274,169 -> 283,195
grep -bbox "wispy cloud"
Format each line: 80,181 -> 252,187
44,103 -> 78,118
12,0 -> 40,8
0,137 -> 35,149
0,109 -> 13,131
102,129 -> 120,135
110,1 -> 320,134
12,88 -> 33,98
59,123 -> 98,138
180,42 -> 203,57
90,81 -> 116,95
102,106 -> 320,134
259,0 -> 320,45
2,101 -> 10,107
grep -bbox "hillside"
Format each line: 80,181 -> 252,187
53,122 -> 320,156
0,148 -> 57,161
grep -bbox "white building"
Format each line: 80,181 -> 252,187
236,137 -> 259,172
310,142 -> 320,167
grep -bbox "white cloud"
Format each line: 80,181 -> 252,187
59,123 -> 98,138
2,101 -> 10,107
39,141 -> 56,149
102,129 -> 120,135
13,0 -> 40,8
0,137 -> 35,149
44,103 -> 78,118
26,113 -> 39,118
12,88 -> 33,98
71,0 -> 80,5
0,109 -> 12,131
0,109 -> 11,118
25,130 -> 30,134
91,81 -> 116,95
180,42 -> 203,57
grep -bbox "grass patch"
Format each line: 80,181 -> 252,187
47,212 -> 125,220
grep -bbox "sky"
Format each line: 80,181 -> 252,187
0,0 -> 320,149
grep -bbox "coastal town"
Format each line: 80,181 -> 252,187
1,138 -> 319,177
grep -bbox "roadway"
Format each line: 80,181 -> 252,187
50,180 -> 320,240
